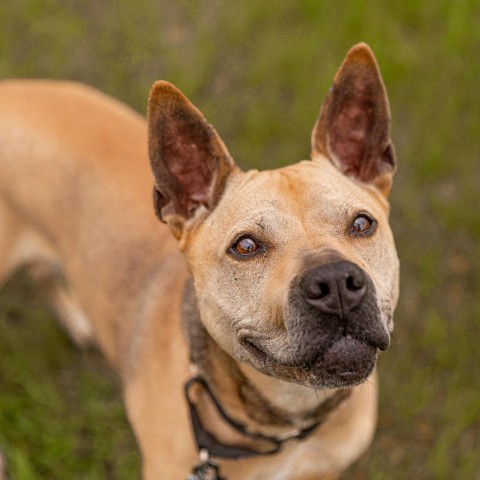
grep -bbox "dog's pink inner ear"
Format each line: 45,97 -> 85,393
326,72 -> 394,181
161,112 -> 216,216
312,44 -> 396,193
148,82 -> 235,224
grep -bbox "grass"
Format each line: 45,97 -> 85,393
1,0 -> 479,478
0,277 -> 140,479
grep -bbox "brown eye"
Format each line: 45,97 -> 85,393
350,214 -> 377,236
231,236 -> 263,257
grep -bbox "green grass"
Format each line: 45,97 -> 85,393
1,1 -> 480,478
0,277 -> 140,479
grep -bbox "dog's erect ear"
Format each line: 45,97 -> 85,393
311,43 -> 396,196
148,81 -> 237,238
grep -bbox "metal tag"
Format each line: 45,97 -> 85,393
187,460 -> 225,480
187,450 -> 226,480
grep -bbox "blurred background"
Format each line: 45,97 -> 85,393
0,0 -> 479,479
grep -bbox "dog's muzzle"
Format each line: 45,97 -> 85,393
241,261 -> 390,389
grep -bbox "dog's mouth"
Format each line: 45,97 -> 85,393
240,335 -> 378,389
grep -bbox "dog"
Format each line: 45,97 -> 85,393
0,43 -> 399,479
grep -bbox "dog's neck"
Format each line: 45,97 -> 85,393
182,279 -> 348,435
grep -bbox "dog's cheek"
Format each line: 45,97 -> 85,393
188,264 -> 252,351
197,300 -> 240,355
216,263 -> 268,320
371,242 -> 399,328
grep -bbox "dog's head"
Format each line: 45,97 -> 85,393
148,43 -> 399,389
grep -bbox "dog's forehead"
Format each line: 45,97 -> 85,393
216,159 -> 388,228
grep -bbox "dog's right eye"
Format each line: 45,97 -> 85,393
349,213 -> 377,237
230,235 -> 263,258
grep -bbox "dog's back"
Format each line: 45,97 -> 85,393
0,80 -> 182,366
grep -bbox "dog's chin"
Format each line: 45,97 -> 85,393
240,336 -> 377,389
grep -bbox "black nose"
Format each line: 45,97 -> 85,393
301,261 -> 367,315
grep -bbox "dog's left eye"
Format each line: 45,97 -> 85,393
230,236 -> 263,257
350,214 -> 377,237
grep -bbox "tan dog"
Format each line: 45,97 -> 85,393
0,43 -> 399,479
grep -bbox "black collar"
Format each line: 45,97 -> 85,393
185,375 -> 347,460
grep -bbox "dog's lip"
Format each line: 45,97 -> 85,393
239,335 -> 297,368
240,337 -> 271,362
240,335 -> 379,364
318,336 -> 377,387
239,335 -> 378,388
